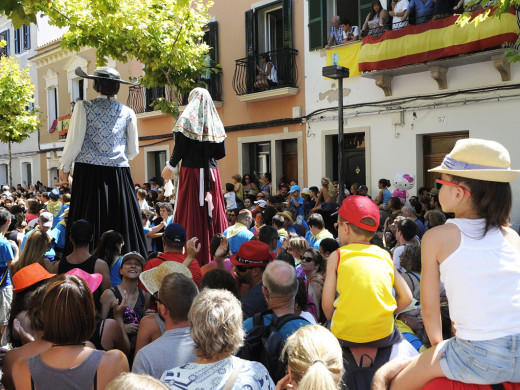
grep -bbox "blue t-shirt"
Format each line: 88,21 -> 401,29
110,256 -> 123,286
223,227 -> 254,255
243,313 -> 310,341
415,219 -> 425,239
290,196 -> 305,217
52,222 -> 67,250
382,188 -> 392,205
0,237 -> 14,288
408,0 -> 434,24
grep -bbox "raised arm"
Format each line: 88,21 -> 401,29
322,249 -> 339,320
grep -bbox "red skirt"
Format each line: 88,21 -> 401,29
173,167 -> 228,265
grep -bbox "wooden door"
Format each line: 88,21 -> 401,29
282,140 -> 298,184
423,132 -> 468,190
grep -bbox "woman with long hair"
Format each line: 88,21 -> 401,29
276,325 -> 343,390
92,230 -> 124,286
361,0 -> 390,37
12,274 -> 129,389
11,230 -> 52,275
300,249 -> 326,321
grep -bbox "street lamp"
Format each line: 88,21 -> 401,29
322,65 -> 349,204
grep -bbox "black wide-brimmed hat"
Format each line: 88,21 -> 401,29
75,66 -> 136,85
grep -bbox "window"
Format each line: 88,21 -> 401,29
308,0 -> 373,50
21,162 -> 32,185
14,25 -> 30,54
47,87 -> 58,131
245,0 -> 293,56
0,164 -> 7,185
146,150 -> 167,182
0,30 -> 9,57
244,142 -> 271,179
72,78 -> 84,102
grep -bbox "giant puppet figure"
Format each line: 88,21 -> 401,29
162,88 -> 228,265
59,67 -> 147,256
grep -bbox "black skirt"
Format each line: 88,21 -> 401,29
65,162 -> 147,257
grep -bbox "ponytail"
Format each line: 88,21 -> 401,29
298,360 -> 339,390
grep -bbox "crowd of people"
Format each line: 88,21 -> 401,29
325,0 -> 481,44
0,138 -> 517,389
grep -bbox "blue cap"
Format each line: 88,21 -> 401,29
164,223 -> 186,243
289,185 -> 301,194
49,188 -> 61,200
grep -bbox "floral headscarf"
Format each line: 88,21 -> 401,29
173,87 -> 226,143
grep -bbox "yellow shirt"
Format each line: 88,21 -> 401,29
331,243 -> 396,343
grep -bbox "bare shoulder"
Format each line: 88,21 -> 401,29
95,259 -> 110,271
422,223 -> 461,263
139,314 -> 160,330
503,226 -> 520,251
101,349 -> 128,366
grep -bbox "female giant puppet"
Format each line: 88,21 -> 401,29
59,67 -> 147,256
162,88 -> 228,265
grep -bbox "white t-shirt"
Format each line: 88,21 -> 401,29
389,338 -> 419,360
392,244 -> 409,273
224,192 -> 237,210
392,0 -> 409,27
342,26 -> 360,41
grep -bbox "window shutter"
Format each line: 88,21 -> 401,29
359,0 -> 373,30
208,21 -> 218,63
14,28 -> 20,54
282,0 -> 293,48
245,9 -> 257,56
0,30 -> 9,57
23,25 -> 30,50
308,0 -> 326,51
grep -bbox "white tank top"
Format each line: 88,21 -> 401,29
440,218 -> 520,340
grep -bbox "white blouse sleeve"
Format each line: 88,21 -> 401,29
126,109 -> 139,161
59,101 -> 87,173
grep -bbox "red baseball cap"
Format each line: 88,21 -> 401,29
338,195 -> 379,232
230,241 -> 276,268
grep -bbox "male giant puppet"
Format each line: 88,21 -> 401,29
162,88 -> 228,265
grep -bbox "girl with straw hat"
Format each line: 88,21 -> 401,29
388,138 -> 520,389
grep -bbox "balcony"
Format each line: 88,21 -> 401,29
233,48 -> 299,102
324,8 -> 518,96
127,71 -> 222,117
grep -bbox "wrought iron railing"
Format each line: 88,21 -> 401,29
233,48 -> 298,96
128,70 -> 222,113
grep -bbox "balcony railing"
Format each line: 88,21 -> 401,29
128,70 -> 222,114
233,48 -> 298,96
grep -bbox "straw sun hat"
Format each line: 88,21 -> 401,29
429,138 -> 519,183
139,262 -> 192,294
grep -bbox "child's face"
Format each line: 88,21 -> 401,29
159,207 -> 170,220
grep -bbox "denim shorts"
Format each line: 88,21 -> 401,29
438,335 -> 520,384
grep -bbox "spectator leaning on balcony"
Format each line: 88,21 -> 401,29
254,53 -> 278,90
325,15 -> 343,49
432,0 -> 457,19
403,0 -> 434,24
389,0 -> 410,29
361,0 -> 390,37
341,19 -> 359,42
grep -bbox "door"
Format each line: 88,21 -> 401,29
282,139 -> 298,184
332,132 -> 366,189
423,132 -> 468,190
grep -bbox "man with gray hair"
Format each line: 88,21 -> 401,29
401,205 -> 425,238
133,272 -> 198,378
325,16 -> 343,49
243,260 -> 310,341
223,208 -> 254,255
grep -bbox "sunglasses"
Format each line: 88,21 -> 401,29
403,312 -> 421,318
235,265 -> 249,273
435,179 -> 471,197
301,255 -> 314,262
334,221 -> 348,231
152,292 -> 162,304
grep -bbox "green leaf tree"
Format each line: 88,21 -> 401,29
0,41 -> 39,187
13,0 -> 213,117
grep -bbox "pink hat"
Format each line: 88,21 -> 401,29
66,268 -> 103,293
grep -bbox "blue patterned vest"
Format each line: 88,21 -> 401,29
75,98 -> 132,167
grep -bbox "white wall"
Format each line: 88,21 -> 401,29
302,9 -> 520,228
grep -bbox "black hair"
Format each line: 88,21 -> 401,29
262,206 -> 277,226
397,217 -> 418,241
379,178 -> 391,188
308,213 -> 325,230
319,238 -> 339,255
200,269 -> 239,299
70,219 -> 93,247
263,172 -> 271,182
450,175 -> 512,233
210,233 -> 228,258
272,215 -> 285,229
93,78 -> 120,96
276,252 -> 296,267
261,53 -> 271,62
341,18 -> 352,26
259,225 -> 278,246
225,183 -> 235,192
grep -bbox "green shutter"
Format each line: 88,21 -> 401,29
359,0 -> 373,31
208,21 -> 218,63
308,0 -> 326,51
245,9 -> 258,56
282,0 -> 293,48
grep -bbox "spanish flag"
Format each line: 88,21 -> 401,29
358,8 -> 519,72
